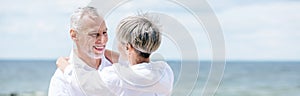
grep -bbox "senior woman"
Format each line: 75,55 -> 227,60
57,14 -> 174,96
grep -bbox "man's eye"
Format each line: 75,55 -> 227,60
103,32 -> 107,35
90,33 -> 99,37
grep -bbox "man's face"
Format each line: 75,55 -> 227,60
75,15 -> 108,59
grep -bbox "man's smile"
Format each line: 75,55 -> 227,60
93,45 -> 105,53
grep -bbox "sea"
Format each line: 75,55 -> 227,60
0,60 -> 299,96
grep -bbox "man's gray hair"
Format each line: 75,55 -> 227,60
116,14 -> 161,54
70,6 -> 99,31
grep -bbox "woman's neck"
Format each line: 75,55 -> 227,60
130,55 -> 150,66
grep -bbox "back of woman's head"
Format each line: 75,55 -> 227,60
116,14 -> 161,58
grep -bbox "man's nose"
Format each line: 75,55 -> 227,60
95,35 -> 106,44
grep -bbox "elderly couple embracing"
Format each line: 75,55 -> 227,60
48,6 -> 174,96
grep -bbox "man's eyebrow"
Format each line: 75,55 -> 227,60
88,30 -> 98,33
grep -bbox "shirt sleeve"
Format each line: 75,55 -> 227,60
99,66 -> 122,95
48,68 -> 69,96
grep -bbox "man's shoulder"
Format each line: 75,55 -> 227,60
99,65 -> 120,84
51,64 -> 74,81
52,68 -> 64,78
100,65 -> 115,75
49,68 -> 67,86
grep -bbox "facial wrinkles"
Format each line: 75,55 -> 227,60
96,22 -> 107,44
78,16 -> 106,59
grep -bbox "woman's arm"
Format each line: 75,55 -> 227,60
104,49 -> 119,64
56,57 -> 69,73
56,49 -> 119,72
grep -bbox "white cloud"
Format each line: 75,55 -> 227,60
104,0 -> 212,60
218,1 -> 300,60
1,0 -> 299,61
0,0 -> 78,59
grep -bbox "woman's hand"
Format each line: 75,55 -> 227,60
56,57 -> 70,73
104,49 -> 119,64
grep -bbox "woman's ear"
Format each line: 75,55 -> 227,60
126,43 -> 134,51
70,29 -> 77,41
126,43 -> 135,56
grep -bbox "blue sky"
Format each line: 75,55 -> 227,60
0,0 -> 299,61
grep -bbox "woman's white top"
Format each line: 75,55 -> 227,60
99,61 -> 174,96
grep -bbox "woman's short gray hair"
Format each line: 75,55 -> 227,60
116,14 -> 161,55
70,6 -> 99,31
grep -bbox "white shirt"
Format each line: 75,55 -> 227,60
48,50 -> 113,96
99,61 -> 174,96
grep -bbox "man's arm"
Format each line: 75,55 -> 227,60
48,69 -> 69,96
104,49 -> 119,64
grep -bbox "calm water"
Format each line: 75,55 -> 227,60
0,60 -> 299,96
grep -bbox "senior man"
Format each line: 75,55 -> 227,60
48,6 -> 118,96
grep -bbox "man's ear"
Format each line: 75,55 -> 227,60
70,29 -> 77,41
